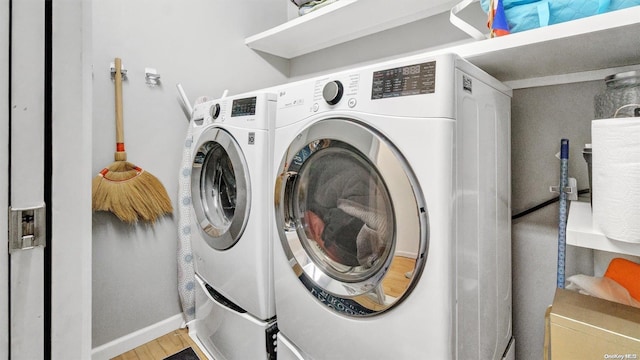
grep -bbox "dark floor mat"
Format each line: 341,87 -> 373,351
163,347 -> 200,360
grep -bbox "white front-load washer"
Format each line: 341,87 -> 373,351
188,92 -> 277,360
272,53 -> 515,359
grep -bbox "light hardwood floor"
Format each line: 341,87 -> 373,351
111,328 -> 207,360
383,255 -> 416,298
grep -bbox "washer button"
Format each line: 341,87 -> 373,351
348,98 -> 357,108
313,103 -> 319,112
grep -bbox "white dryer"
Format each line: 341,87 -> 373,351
188,92 -> 277,360
272,53 -> 515,359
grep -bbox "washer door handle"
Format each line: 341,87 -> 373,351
282,171 -> 299,232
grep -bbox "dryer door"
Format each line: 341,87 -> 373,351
275,118 -> 428,316
192,127 -> 250,250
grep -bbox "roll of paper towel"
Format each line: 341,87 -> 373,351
592,117 -> 640,243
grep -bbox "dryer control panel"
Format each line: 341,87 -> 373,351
370,61 -> 436,99
277,57 -> 459,125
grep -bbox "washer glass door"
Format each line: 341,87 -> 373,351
275,118 -> 428,316
192,127 -> 249,250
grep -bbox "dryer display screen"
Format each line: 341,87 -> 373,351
231,96 -> 257,117
371,61 -> 436,99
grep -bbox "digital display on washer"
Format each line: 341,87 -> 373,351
371,61 -> 436,99
231,96 -> 257,117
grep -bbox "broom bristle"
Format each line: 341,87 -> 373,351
92,161 -> 173,223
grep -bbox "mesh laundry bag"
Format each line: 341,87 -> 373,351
290,0 -> 339,15
177,121 -> 196,323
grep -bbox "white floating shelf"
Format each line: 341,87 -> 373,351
245,0 -> 459,59
246,2 -> 640,86
450,6 -> 640,84
567,201 -> 640,257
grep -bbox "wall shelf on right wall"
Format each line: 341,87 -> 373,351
567,201 -> 640,257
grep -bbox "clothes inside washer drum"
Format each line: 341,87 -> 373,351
338,198 -> 390,268
305,151 -> 390,267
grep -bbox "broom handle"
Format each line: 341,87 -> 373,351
114,57 -> 127,161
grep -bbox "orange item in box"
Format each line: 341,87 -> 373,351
604,258 -> 640,302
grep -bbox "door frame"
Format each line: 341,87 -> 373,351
1,0 -> 92,358
50,0 -> 93,358
0,0 -> 92,359
1,0 -> 9,357
8,0 -> 46,357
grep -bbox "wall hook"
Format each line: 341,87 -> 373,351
550,177 -> 578,201
145,68 -> 161,87
110,62 -> 127,81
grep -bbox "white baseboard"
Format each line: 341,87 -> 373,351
396,250 -> 417,259
91,313 -> 185,360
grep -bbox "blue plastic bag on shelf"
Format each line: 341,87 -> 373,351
480,0 -> 539,13
610,0 -> 640,10
481,0 -> 640,33
509,0 -> 610,33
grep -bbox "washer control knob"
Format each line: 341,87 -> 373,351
322,80 -> 344,105
210,103 -> 221,119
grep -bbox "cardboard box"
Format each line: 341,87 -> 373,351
550,288 -> 640,359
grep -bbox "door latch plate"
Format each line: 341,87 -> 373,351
9,205 -> 46,252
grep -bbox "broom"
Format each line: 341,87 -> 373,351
92,57 -> 173,223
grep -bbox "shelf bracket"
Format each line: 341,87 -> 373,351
450,0 -> 488,40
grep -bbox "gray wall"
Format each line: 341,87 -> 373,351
91,0 -> 289,347
511,82 -> 640,359
511,82 -> 599,360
